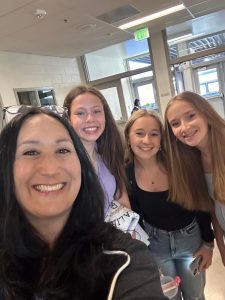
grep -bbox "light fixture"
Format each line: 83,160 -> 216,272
76,23 -> 97,30
33,9 -> 47,19
118,4 -> 185,30
168,33 -> 206,45
168,33 -> 192,44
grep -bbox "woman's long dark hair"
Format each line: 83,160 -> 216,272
0,108 -> 119,299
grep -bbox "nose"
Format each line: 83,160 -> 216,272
142,134 -> 151,143
38,154 -> 60,176
180,120 -> 190,133
86,112 -> 95,122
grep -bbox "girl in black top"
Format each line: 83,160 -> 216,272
124,109 -> 214,300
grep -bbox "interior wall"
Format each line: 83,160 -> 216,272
0,51 -> 82,107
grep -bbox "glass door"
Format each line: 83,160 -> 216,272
94,80 -> 128,122
133,79 -> 158,111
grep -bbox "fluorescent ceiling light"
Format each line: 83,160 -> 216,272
168,33 -> 192,44
168,33 -> 206,45
118,4 -> 185,30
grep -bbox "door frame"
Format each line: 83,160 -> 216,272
94,80 -> 128,121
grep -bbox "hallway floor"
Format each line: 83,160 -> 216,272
205,245 -> 225,299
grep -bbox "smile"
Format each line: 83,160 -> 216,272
83,127 -> 98,132
182,130 -> 197,139
33,183 -> 65,192
139,146 -> 154,151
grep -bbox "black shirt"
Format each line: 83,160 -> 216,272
126,163 -> 214,242
134,187 -> 195,231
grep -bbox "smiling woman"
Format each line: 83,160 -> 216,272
0,107 -> 167,299
164,91 -> 225,267
13,114 -> 81,242
64,85 -> 131,215
124,109 -> 215,300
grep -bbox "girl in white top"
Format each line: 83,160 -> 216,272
164,91 -> 225,266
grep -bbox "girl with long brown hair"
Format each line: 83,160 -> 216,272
165,91 -> 225,265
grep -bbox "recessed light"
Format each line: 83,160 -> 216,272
76,24 -> 97,30
33,9 -> 47,19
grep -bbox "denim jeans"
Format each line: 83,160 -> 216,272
144,219 -> 205,300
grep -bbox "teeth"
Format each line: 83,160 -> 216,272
34,183 -> 64,192
183,131 -> 195,138
140,147 -> 153,150
84,127 -> 97,132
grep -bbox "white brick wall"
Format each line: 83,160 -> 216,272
0,51 -> 82,107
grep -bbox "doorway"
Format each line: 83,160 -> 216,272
133,79 -> 158,111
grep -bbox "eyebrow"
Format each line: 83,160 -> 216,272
134,128 -> 160,133
135,128 -> 159,131
169,109 -> 194,121
74,105 -> 102,109
17,139 -> 73,147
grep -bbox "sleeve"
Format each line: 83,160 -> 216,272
113,235 -> 168,300
196,211 -> 214,243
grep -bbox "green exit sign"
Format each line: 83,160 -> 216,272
134,27 -> 149,41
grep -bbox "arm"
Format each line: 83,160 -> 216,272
117,188 -> 131,210
211,212 -> 225,266
113,235 -> 168,300
195,212 -> 214,270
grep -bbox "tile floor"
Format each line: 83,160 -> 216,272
205,245 -> 225,299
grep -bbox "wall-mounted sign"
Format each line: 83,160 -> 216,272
134,27 -> 149,41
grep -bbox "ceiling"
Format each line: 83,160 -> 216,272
0,0 -> 225,58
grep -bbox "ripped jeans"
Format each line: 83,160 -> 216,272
144,219 -> 205,300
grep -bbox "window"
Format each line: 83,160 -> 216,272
197,68 -> 220,98
14,88 -> 56,106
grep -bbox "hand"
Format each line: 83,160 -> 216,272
131,230 -> 136,239
194,244 -> 213,271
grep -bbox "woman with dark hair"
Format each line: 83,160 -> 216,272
165,91 -> 225,266
124,109 -> 214,300
64,85 -> 130,215
0,108 -> 167,299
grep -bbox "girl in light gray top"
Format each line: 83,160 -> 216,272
165,91 -> 225,266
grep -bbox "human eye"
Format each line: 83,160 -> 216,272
93,107 -> 103,114
187,112 -> 196,120
170,120 -> 180,128
135,131 -> 145,137
57,147 -> 72,154
151,131 -> 160,137
23,149 -> 39,156
94,109 -> 102,114
74,111 -> 85,116
56,142 -> 75,155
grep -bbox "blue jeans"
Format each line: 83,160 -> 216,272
144,219 -> 205,300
